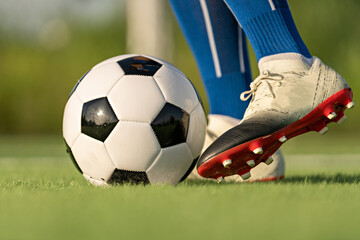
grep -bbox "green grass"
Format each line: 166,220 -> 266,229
1,134 -> 360,240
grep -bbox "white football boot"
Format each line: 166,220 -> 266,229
187,114 -> 285,182
197,53 -> 354,181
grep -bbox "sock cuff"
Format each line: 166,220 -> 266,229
242,8 -> 311,60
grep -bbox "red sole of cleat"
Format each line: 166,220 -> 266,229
198,88 -> 353,179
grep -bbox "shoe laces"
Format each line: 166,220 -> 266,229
240,70 -> 284,101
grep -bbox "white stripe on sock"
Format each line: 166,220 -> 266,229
199,0 -> 222,78
238,26 -> 245,74
268,0 -> 276,11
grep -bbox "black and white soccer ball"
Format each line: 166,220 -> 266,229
63,54 -> 207,186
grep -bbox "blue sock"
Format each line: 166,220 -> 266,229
223,0 -> 311,61
169,0 -> 252,119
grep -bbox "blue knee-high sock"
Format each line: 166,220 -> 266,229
169,0 -> 252,119
223,0 -> 311,61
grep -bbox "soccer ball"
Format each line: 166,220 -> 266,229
63,54 -> 207,186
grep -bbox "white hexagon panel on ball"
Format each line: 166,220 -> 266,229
153,64 -> 199,114
146,143 -> 194,185
71,134 -> 116,183
107,75 -> 166,123
75,62 -> 124,103
105,121 -> 161,172
63,93 -> 82,147
186,103 -> 207,159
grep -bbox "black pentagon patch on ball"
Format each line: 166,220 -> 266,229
151,103 -> 190,148
64,140 -> 82,174
81,97 -> 118,142
117,56 -> 162,76
108,169 -> 150,185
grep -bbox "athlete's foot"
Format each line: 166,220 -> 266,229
197,54 -> 354,180
187,114 -> 285,182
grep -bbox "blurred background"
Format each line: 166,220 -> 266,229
0,0 -> 359,135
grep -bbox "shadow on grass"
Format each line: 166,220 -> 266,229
183,173 -> 360,186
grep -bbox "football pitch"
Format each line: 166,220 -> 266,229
0,132 -> 360,240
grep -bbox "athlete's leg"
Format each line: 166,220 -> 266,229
169,0 -> 285,182
197,0 -> 354,181
169,0 -> 251,119
223,0 -> 311,62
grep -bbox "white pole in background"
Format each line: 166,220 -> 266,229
125,0 -> 173,61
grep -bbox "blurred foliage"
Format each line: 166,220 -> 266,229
0,22 -> 126,134
0,0 -> 359,134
